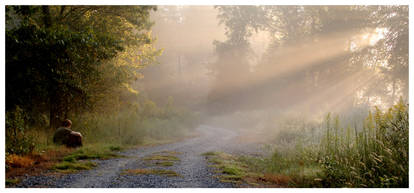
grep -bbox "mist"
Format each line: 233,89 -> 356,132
138,5 -> 408,133
5,5 -> 408,188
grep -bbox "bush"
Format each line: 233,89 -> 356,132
6,106 -> 35,155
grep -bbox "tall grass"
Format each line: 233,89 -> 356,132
318,99 -> 408,187
241,99 -> 408,187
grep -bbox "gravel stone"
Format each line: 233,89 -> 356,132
13,125 -> 262,188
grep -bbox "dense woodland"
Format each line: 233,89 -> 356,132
5,5 -> 409,187
6,6 -> 199,155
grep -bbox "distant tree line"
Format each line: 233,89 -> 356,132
208,6 -> 408,113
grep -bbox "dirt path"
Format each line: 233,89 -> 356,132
15,125 -> 262,188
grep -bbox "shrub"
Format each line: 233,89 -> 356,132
6,106 -> 35,155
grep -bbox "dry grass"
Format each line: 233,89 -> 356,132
6,154 -> 34,168
261,173 -> 292,186
6,146 -> 74,180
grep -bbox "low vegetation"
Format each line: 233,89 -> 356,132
5,98 -> 199,181
206,100 -> 408,188
62,145 -> 123,162
53,161 -> 98,173
203,152 -> 252,185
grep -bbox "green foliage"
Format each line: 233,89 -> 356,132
62,144 -> 122,163
6,106 -> 35,155
318,99 -> 408,187
209,6 -> 407,112
53,161 -> 97,173
71,98 -> 200,146
234,100 -> 408,187
204,152 -> 248,184
6,5 -> 160,129
52,144 -> 120,173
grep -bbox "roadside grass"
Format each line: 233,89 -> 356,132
6,154 -> 35,168
122,169 -> 181,177
62,144 -> 123,162
203,152 -> 250,185
6,146 -> 74,182
6,137 -> 189,185
52,144 -> 124,173
209,100 -> 408,188
203,151 -> 323,187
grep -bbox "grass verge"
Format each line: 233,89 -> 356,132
203,151 -> 320,187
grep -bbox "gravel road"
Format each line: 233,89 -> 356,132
14,125 -> 263,188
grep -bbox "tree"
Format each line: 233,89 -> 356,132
207,6 -> 267,113
206,5 -> 408,113
6,6 -> 159,129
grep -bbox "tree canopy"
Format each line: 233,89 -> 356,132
208,5 -> 408,114
6,6 -> 161,128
